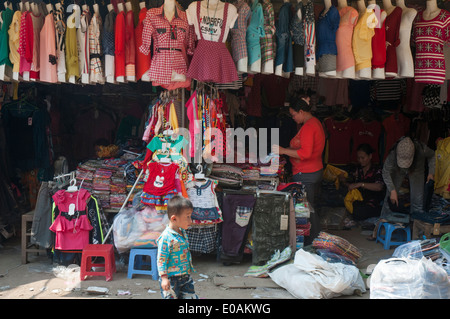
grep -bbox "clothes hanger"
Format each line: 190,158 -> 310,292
66,172 -> 78,192
194,164 -> 206,180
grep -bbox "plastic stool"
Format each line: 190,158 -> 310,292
127,248 -> 159,280
376,222 -> 411,250
80,244 -> 116,281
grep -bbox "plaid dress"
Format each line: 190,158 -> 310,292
230,0 -> 251,63
88,13 -> 104,83
139,5 -> 194,85
260,0 -> 275,63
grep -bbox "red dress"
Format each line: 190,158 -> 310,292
125,10 -> 135,77
385,7 -> 402,76
135,7 -> 151,81
324,117 -> 353,165
114,11 -> 126,77
351,118 -> 382,163
371,10 -> 386,70
186,1 -> 238,84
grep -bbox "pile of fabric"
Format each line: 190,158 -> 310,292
312,232 -> 362,264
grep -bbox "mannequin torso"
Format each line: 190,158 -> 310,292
395,0 -> 416,78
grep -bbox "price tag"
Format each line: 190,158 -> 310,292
280,215 -> 288,231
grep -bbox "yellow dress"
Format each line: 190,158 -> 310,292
8,10 -> 21,73
352,9 -> 376,71
65,15 -> 80,79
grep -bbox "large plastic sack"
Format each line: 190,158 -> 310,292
112,206 -> 168,253
344,188 -> 363,214
370,257 -> 450,299
269,249 -> 366,299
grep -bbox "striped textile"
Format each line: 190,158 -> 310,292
413,9 -> 450,84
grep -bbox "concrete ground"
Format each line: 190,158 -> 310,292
0,225 -> 396,300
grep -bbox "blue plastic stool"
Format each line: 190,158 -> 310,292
376,222 -> 411,250
127,248 -> 159,280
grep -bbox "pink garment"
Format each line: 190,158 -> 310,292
30,12 -> 44,79
336,6 -> 359,72
49,214 -> 92,250
49,188 -> 93,250
186,91 -> 200,158
52,188 -> 91,213
39,13 -> 57,83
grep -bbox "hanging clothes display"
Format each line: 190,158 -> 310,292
78,7 -> 91,81
336,5 -> 358,73
30,10 -> 44,80
384,6 -> 402,77
275,1 -> 293,74
303,0 -> 316,75
88,9 -> 105,84
352,8 -> 375,72
103,8 -> 116,81
39,11 -> 57,83
316,5 -> 340,74
371,9 -> 386,72
125,8 -> 135,80
246,0 -> 265,69
65,10 -> 80,80
0,6 -> 13,67
413,9 -> 450,84
324,115 -> 352,165
8,9 -> 21,74
260,0 -> 276,69
290,1 -> 304,73
230,0 -> 251,66
54,5 -> 66,82
114,9 -> 126,79
186,0 -> 238,84
139,4 -> 194,89
135,5 -> 150,81
18,10 -> 33,75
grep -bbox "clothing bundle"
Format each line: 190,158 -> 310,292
312,231 -> 362,263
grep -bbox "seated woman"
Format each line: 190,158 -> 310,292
342,144 -> 385,223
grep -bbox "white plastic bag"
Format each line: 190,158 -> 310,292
112,206 -> 168,253
269,249 -> 366,299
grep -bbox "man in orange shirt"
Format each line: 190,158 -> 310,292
272,95 -> 325,243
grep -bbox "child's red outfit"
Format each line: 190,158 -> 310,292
141,162 -> 182,206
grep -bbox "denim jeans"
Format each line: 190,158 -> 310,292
160,275 -> 198,299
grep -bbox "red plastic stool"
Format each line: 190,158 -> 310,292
80,244 -> 116,281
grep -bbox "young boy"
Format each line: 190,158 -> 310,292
157,195 -> 198,299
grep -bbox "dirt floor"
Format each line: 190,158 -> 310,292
0,226 -> 397,301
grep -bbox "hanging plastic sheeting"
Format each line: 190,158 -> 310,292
269,249 -> 366,299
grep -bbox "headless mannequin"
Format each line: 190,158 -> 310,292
55,2 -> 65,83
125,1 -> 136,82
0,1 -> 13,81
274,0 -> 291,77
106,4 -> 115,84
248,0 -> 262,74
46,2 -> 53,14
13,2 -> 23,81
318,0 -> 336,78
423,0 -> 440,21
261,0 -> 274,75
22,1 -> 32,81
294,0 -> 303,75
395,0 -> 416,78
116,3 -> 125,83
368,0 -> 386,79
80,4 -> 90,84
336,0 -> 356,79
139,1 -> 151,82
67,4 -> 81,84
165,0 -> 186,82
383,0 -> 398,78
355,0 -> 372,79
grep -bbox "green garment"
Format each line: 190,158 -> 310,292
0,8 -> 13,66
